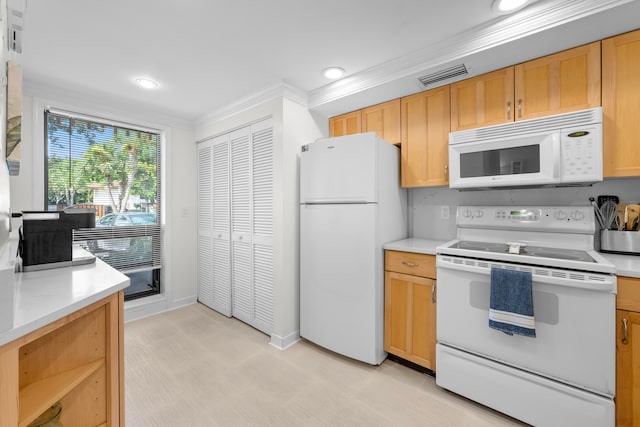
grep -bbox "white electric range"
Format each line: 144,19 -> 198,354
436,206 -> 616,427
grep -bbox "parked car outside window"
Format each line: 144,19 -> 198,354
92,212 -> 157,256
96,212 -> 157,227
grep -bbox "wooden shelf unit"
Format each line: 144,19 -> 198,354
0,291 -> 124,427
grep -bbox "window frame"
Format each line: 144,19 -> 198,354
35,99 -> 170,302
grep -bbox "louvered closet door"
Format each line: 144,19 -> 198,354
251,119 -> 274,333
211,134 -> 232,316
197,139 -> 215,309
230,126 -> 254,326
197,135 -> 232,316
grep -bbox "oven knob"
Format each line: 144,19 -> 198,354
571,210 -> 585,221
463,209 -> 472,218
473,209 -> 483,218
555,210 -> 568,220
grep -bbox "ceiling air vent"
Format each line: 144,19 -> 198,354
418,64 -> 468,88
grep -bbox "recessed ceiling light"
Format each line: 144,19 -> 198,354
492,0 -> 529,14
135,77 -> 158,89
322,67 -> 345,79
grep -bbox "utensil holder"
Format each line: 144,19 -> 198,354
600,229 -> 640,255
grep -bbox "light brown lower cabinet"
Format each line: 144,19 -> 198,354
384,250 -> 437,371
617,277 -> 640,427
0,291 -> 124,427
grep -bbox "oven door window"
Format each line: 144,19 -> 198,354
460,144 -> 540,178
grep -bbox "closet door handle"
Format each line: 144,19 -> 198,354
431,284 -> 436,303
506,101 -> 511,120
517,99 -> 523,118
622,317 -> 629,345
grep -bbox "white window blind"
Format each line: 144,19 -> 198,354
45,110 -> 161,273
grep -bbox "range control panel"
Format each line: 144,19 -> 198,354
457,206 -> 595,233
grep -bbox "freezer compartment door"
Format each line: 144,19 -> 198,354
300,203 -> 385,365
300,133 -> 378,204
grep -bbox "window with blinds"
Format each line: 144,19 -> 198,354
45,110 -> 161,300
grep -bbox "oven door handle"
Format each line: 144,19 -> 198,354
436,255 -> 616,293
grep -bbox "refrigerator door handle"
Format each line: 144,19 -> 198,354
302,198 -> 371,205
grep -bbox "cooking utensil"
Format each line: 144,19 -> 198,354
617,203 -> 628,231
627,204 -> 640,231
599,200 -> 618,230
589,197 -> 606,229
597,195 -> 619,208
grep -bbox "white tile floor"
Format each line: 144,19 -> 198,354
125,303 -> 528,426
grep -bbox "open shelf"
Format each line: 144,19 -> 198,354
19,359 -> 104,427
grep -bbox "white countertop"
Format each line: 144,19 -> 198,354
383,238 -> 450,255
599,252 -> 640,278
0,256 -> 129,346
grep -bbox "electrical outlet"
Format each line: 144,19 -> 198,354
440,205 -> 450,219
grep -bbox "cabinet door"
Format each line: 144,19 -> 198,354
616,309 -> 640,427
362,99 -> 401,144
401,86 -> 450,187
514,41 -> 601,120
603,30 -> 640,178
384,271 -> 437,371
329,110 -> 362,137
450,67 -> 514,132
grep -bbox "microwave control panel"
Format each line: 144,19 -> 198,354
560,124 -> 602,183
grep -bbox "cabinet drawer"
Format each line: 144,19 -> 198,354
385,250 -> 436,278
617,276 -> 640,312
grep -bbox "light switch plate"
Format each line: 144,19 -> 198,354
440,205 -> 450,219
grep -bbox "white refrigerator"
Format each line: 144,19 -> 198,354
300,132 -> 407,365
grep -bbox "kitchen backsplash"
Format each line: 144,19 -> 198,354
410,177 -> 640,240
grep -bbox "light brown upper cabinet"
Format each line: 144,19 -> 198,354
514,41 -> 601,120
401,86 -> 450,188
450,42 -> 601,131
362,99 -> 401,144
329,110 -> 362,137
450,67 -> 515,132
602,29 -> 640,178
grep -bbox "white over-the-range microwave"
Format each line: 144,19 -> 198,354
448,107 -> 603,189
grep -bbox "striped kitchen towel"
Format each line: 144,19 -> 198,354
488,267 -> 536,337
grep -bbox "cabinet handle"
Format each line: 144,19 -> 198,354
401,261 -> 419,268
431,284 -> 436,303
622,317 -> 629,345
506,101 -> 511,120
444,165 -> 449,178
517,99 -> 523,118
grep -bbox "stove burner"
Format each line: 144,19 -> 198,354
450,240 -> 595,263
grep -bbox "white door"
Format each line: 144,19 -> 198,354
230,119 -> 274,334
197,134 -> 232,316
300,133 -> 379,204
197,139 -> 215,309
211,134 -> 232,316
300,202 -> 384,365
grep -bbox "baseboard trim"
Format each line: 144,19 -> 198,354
270,330 -> 301,350
124,295 -> 197,322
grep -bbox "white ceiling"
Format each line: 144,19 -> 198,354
16,0 -> 640,125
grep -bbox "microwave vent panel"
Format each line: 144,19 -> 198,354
449,107 -> 603,145
418,64 -> 468,88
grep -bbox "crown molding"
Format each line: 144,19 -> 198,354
308,0 -> 634,110
195,82 -> 308,128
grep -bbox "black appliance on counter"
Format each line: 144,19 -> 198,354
20,208 -> 95,271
